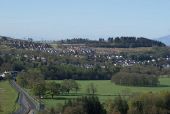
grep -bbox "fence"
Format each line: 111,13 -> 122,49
10,81 -> 44,111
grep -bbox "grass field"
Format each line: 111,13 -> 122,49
43,78 -> 170,108
0,81 -> 19,114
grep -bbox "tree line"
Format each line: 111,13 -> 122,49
16,69 -> 98,99
42,64 -> 120,80
38,92 -> 170,114
111,65 -> 160,86
16,69 -> 78,98
59,37 -> 166,48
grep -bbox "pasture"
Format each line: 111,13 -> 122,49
43,78 -> 170,108
0,81 -> 19,114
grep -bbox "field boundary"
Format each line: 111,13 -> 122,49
10,81 -> 44,112
11,92 -> 20,114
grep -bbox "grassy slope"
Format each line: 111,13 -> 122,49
43,78 -> 170,108
0,81 -> 19,114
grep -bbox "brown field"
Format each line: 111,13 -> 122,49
94,47 -> 153,54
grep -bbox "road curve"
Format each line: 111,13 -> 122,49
10,81 -> 36,114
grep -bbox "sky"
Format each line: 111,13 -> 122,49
0,0 -> 170,40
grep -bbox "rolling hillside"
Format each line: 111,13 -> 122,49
157,35 -> 170,46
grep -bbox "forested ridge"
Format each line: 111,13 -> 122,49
59,37 -> 166,48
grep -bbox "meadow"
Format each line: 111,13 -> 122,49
0,81 -> 19,114
43,78 -> 170,108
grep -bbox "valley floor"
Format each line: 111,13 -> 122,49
42,78 -> 170,108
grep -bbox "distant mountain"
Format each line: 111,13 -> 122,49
156,35 -> 170,46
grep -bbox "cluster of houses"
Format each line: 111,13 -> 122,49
16,43 -> 170,69
0,71 -> 18,80
0,36 -> 51,51
55,45 -> 170,68
61,46 -> 95,56
1,37 -> 170,69
23,54 -> 47,63
11,41 -> 49,50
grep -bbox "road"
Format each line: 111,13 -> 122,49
10,81 -> 36,114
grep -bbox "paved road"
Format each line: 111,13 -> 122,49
10,81 -> 36,114
15,92 -> 30,114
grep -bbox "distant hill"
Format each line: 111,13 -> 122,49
0,36 -> 15,41
0,36 -> 26,42
156,35 -> 170,46
0,35 -> 51,49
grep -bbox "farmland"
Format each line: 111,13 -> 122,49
43,78 -> 170,108
0,81 -> 19,114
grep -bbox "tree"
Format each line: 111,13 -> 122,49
70,80 -> 80,93
86,83 -> 97,95
16,69 -> 44,88
60,79 -> 79,94
0,63 -> 12,72
63,96 -> 106,114
33,82 -> 46,98
113,96 -> 129,114
73,82 -> 80,94
63,105 -> 86,114
5,73 -> 13,80
111,68 -> 159,87
16,73 -> 28,87
12,61 -> 25,71
128,92 -> 169,114
49,107 -> 57,114
46,82 -> 60,99
108,37 -> 114,43
0,57 -> 3,66
164,92 -> 170,110
27,69 -> 44,88
104,99 -> 115,114
60,79 -> 72,94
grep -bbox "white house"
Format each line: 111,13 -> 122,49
0,73 -> 5,78
0,71 -> 10,78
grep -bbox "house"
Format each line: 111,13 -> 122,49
0,71 -> 17,80
0,73 -> 5,80
0,73 -> 5,78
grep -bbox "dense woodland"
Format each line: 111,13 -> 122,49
111,65 -> 160,86
59,37 -> 166,48
43,64 -> 120,80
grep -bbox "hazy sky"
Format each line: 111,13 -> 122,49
0,0 -> 170,40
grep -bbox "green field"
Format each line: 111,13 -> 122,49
0,81 -> 19,114
43,78 -> 170,108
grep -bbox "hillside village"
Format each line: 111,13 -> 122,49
0,36 -> 170,79
1,36 -> 170,67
